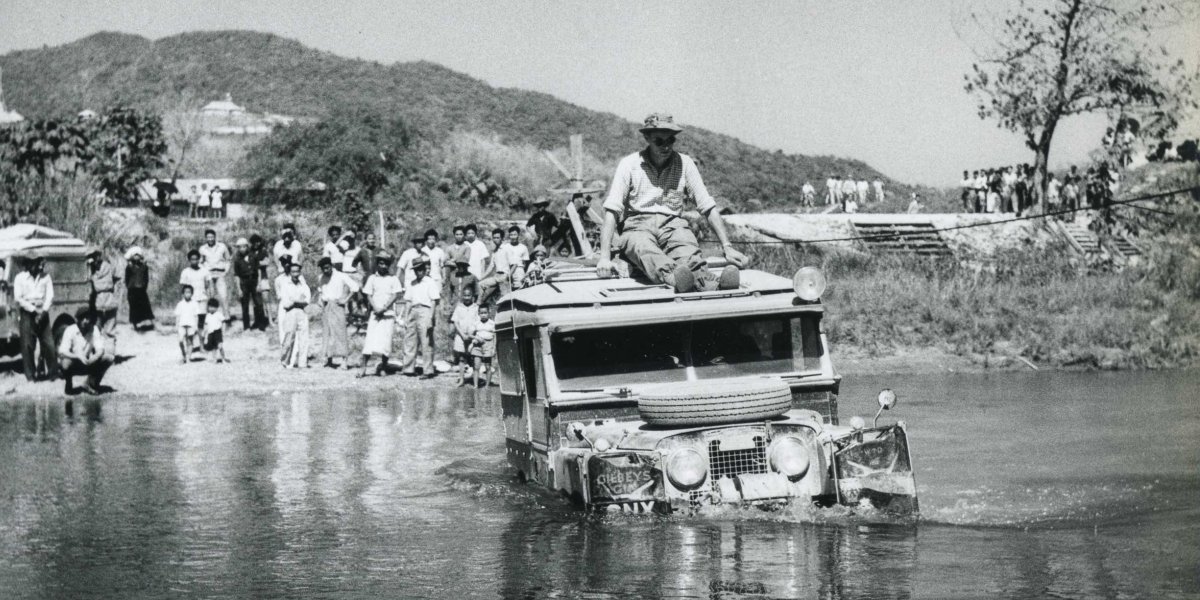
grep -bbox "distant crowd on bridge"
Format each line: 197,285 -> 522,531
959,162 -> 1121,216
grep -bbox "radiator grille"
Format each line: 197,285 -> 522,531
708,436 -> 767,492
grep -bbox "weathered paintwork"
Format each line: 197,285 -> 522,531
497,262 -> 918,515
0,225 -> 91,351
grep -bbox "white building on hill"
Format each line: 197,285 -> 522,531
201,93 -> 246,117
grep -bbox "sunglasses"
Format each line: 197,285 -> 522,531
649,135 -> 676,147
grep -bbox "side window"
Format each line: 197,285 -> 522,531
497,329 -> 520,394
795,315 -> 824,372
519,336 -> 543,400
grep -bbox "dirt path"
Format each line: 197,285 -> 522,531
0,322 -> 472,399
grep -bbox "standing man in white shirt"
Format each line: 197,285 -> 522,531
198,229 -> 231,311
596,112 -> 747,293
14,254 -> 58,381
464,224 -> 490,281
856,179 -> 869,204
872,179 -> 884,203
420,229 -> 447,286
401,257 -> 440,378
801,181 -> 815,207
826,176 -> 840,206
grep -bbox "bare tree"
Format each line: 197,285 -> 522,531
157,91 -> 206,180
963,0 -> 1199,212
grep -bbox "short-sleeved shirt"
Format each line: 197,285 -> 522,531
496,243 -> 530,276
90,260 -> 120,311
322,241 -> 344,265
470,319 -> 496,358
405,275 -> 441,308
467,240 -> 490,279
199,242 -> 232,274
204,309 -> 225,333
603,149 -> 717,219
421,246 -> 447,283
175,299 -> 198,330
362,274 -> 403,317
272,239 -> 303,268
397,248 -> 423,287
319,270 -> 359,304
278,278 -> 311,310
179,267 -> 208,303
210,190 -> 223,209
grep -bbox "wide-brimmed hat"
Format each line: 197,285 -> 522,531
532,196 -> 551,206
123,246 -> 144,260
532,244 -> 548,257
375,253 -> 393,264
235,237 -> 250,247
412,256 -> 430,269
639,112 -> 683,133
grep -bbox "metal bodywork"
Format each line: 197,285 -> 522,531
0,225 -> 91,350
496,263 -> 918,515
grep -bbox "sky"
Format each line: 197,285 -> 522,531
0,0 -> 1196,186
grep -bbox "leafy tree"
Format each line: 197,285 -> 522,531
238,104 -> 424,214
963,0 -> 1199,212
0,106 -> 166,224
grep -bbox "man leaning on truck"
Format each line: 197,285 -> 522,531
595,112 -> 748,293
14,254 -> 59,381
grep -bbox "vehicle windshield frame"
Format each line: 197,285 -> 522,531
548,313 -> 822,392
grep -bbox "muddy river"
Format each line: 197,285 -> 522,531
0,370 -> 1196,599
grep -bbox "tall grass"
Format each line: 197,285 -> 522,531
750,242 -> 1198,368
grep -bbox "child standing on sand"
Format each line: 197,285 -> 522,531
175,285 -> 198,363
451,288 -> 479,386
469,304 -> 495,388
203,298 -> 228,363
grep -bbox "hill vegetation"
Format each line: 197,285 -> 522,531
0,30 -> 915,209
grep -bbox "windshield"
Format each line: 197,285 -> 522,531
550,315 -> 821,391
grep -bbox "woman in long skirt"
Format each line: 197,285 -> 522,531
316,257 -> 356,368
358,255 -> 401,377
124,247 -> 155,331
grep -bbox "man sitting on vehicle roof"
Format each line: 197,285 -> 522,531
595,112 -> 748,292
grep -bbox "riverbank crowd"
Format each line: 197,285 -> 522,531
957,163 -> 1122,215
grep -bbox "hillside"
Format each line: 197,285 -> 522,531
0,30 -> 913,206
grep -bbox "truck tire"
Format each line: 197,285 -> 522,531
638,379 -> 792,427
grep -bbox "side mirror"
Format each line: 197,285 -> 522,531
874,389 -> 897,427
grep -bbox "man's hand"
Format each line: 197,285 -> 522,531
595,257 -> 615,278
722,244 -> 749,268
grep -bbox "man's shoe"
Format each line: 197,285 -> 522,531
666,264 -> 696,293
717,266 -> 741,290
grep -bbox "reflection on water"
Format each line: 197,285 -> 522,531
0,370 -> 1196,599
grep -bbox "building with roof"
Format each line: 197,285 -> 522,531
201,93 -> 246,117
0,67 -> 24,126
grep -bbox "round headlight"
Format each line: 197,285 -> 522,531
768,437 -> 811,479
849,416 -> 866,430
796,267 -> 825,302
666,448 -> 707,490
792,267 -> 827,301
594,437 -> 612,452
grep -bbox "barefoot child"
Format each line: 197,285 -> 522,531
175,285 -> 198,363
203,298 -> 228,363
469,303 -> 495,388
450,288 -> 479,386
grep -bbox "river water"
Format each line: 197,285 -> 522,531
0,370 -> 1196,599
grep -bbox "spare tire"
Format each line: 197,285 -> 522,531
638,379 -> 792,427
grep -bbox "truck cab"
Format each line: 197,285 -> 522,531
495,261 -> 918,515
0,225 -> 92,356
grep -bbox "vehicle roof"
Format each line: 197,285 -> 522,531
0,224 -> 87,255
496,263 -> 820,330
